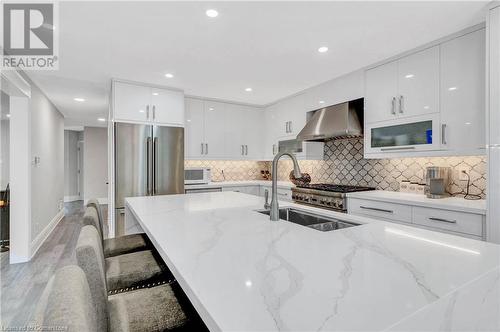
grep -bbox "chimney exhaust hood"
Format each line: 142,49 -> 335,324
296,98 -> 364,142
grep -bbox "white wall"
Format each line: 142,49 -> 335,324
26,74 -> 65,241
83,127 -> 108,203
1,91 -> 10,189
64,130 -> 80,200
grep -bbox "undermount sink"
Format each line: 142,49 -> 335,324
257,207 -> 360,232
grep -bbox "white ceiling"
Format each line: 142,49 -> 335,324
26,1 -> 489,126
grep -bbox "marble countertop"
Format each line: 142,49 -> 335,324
184,180 -> 295,190
347,190 -> 487,215
125,192 -> 499,331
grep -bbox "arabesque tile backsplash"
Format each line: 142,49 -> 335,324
186,138 -> 487,198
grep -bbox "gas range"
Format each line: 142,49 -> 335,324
291,183 -> 375,212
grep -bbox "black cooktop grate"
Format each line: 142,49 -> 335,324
296,183 -> 376,193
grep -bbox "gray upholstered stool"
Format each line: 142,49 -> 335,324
76,225 -> 170,293
34,265 -> 189,332
83,204 -> 150,258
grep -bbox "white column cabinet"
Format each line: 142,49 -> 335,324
440,29 -> 486,153
112,81 -> 184,126
365,60 -> 399,123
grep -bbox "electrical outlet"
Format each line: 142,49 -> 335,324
458,166 -> 470,181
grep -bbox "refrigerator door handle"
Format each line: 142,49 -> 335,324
153,137 -> 158,194
146,137 -> 152,195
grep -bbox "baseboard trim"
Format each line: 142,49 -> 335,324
30,209 -> 64,259
64,195 -> 81,202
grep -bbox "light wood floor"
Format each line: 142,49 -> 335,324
0,201 -> 108,328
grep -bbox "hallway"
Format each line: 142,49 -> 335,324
0,201 -> 106,328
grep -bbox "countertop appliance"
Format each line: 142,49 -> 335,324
115,123 -> 184,235
292,183 -> 375,212
296,98 -> 364,141
425,166 -> 451,198
185,167 -> 211,184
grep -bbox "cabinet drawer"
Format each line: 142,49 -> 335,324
348,198 -> 412,223
412,207 -> 483,237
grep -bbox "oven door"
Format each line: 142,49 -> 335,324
365,114 -> 441,155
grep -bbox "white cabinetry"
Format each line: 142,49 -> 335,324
347,196 -> 485,240
113,80 -> 184,126
185,98 -> 263,160
440,29 -> 486,154
274,93 -> 306,139
364,27 -> 485,158
365,46 -> 439,124
222,185 -> 260,196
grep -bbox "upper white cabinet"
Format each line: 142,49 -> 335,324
365,46 -> 439,124
364,27 -> 485,158
112,81 -> 184,126
440,29 -> 486,153
185,97 -> 264,160
273,93 -> 307,139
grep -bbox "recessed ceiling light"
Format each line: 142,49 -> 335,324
245,87 -> 252,92
405,74 -> 414,79
318,46 -> 329,53
319,100 -> 325,104
206,9 -> 219,18
74,97 -> 85,102
165,73 -> 174,78
465,122 -> 471,125
6,114 -> 10,118
448,86 -> 458,91
139,109 -> 145,113
97,118 -> 106,122
152,92 -> 159,96
208,107 -> 214,111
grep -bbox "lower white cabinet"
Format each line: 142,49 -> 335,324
347,197 -> 485,240
222,185 -> 260,196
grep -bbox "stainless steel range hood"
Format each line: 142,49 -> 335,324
297,98 -> 364,141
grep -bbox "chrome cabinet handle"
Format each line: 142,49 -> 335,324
428,217 -> 457,224
205,143 -> 208,155
146,105 -> 150,119
360,206 -> 394,214
380,146 -> 416,151
272,144 -> 276,154
245,145 -> 248,155
391,97 -> 396,115
399,95 -> 404,114
152,105 -> 156,120
241,145 -> 244,155
441,124 -> 447,145
285,122 -> 289,133
153,137 -> 158,194
201,143 -> 204,155
288,121 -> 292,133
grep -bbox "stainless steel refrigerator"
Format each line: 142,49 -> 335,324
115,123 -> 184,235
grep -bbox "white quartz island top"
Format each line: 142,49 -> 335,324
125,192 -> 499,331
347,190 -> 487,214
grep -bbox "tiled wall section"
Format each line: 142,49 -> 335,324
273,138 -> 487,198
185,160 -> 268,181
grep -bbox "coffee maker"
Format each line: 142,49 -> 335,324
425,166 -> 451,198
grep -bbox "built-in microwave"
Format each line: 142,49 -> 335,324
365,114 -> 441,155
185,167 -> 211,184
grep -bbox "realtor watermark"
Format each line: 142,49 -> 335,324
1,1 -> 59,70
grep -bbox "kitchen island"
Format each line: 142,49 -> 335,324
125,192 -> 500,331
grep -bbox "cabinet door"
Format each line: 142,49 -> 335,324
184,98 -> 205,159
113,82 -> 152,122
365,61 -> 398,123
263,105 -> 279,160
286,93 -> 306,137
397,46 -> 440,118
242,107 -> 264,159
224,103 -> 245,159
440,29 -> 486,153
204,101 -> 226,158
151,88 -> 184,126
